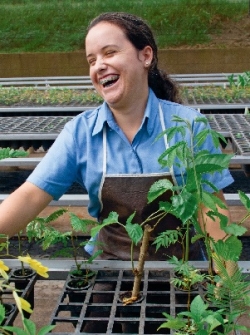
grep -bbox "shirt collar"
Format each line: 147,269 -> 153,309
92,88 -> 159,136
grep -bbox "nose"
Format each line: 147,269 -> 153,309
95,56 -> 107,72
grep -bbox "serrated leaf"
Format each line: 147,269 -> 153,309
152,230 -> 181,251
201,192 -> 217,212
171,188 -> 197,222
213,236 -> 242,261
223,223 -> 247,237
195,153 -> 232,173
126,212 -> 136,225
158,141 -> 186,168
91,212 -> 119,237
147,179 -> 173,203
69,212 -> 90,233
239,190 -> 250,210
125,222 -> 143,245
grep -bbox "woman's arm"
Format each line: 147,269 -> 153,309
0,181 -> 53,237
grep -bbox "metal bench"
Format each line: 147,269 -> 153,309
0,73 -> 241,89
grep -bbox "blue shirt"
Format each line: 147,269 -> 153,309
27,89 -> 233,218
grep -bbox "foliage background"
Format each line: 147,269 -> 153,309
0,0 -> 249,52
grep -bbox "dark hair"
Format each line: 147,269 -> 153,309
87,12 -> 181,103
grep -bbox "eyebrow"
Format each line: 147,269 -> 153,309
86,44 -> 119,58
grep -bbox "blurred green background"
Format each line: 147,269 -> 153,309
0,0 -> 249,53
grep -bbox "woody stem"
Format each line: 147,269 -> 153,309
131,224 -> 152,299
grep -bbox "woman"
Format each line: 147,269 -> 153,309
0,12 -> 233,261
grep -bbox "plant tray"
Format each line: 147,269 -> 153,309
2,269 -> 37,326
1,114 -> 250,154
49,267 -> 244,335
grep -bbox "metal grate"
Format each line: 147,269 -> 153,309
1,114 -> 250,156
207,114 -> 250,155
49,268 -> 207,335
0,116 -> 72,133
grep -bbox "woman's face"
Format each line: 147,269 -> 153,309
85,22 -> 152,110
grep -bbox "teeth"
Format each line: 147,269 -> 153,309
100,75 -> 119,86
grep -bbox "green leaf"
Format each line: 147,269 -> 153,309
87,249 -> 103,263
171,188 -> 197,222
195,153 -> 232,174
91,212 -> 119,237
152,230 -> 181,251
0,304 -> 5,324
158,141 -> 187,168
223,223 -> 247,237
213,236 -> 242,261
190,295 -> 207,323
204,315 -> 222,332
23,318 -> 36,335
195,116 -> 208,125
2,326 -> 27,335
147,179 -> 173,203
158,200 -> 173,212
37,325 -> 56,335
45,208 -> 68,223
69,212 -> 90,233
125,221 -> 143,245
158,319 -> 186,330
239,190 -> 250,211
201,192 -> 217,212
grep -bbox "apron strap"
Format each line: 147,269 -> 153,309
98,124 -> 107,212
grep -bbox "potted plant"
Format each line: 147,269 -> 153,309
0,259 -> 55,334
26,209 -> 102,289
85,115 -> 250,334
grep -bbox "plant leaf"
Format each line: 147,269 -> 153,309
125,221 -> 143,245
23,318 -> 36,335
91,212 -> 119,237
213,236 -> 242,261
190,295 -> 207,323
171,188 -> 197,222
223,223 -> 247,237
2,326 -> 27,335
239,190 -> 250,211
147,179 -> 173,203
37,325 -> 56,335
158,319 -> 186,330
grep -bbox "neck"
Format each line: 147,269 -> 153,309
109,91 -> 148,143
110,98 -> 147,143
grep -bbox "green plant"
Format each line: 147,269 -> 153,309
26,209 -> 101,283
88,115 -> 250,333
228,71 -> 250,88
0,0 -> 248,52
158,295 -> 226,335
0,260 -> 54,334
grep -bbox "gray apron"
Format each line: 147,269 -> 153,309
96,104 -> 203,261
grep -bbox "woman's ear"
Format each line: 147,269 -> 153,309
139,45 -> 153,67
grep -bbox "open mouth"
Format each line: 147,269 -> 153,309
100,75 -> 119,88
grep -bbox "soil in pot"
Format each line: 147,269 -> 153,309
11,267 -> 35,279
70,268 -> 96,280
66,278 -> 91,291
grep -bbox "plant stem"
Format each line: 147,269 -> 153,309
17,232 -> 25,276
131,224 -> 152,300
70,234 -> 79,269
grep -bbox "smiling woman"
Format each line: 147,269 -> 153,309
0,11 -> 235,333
